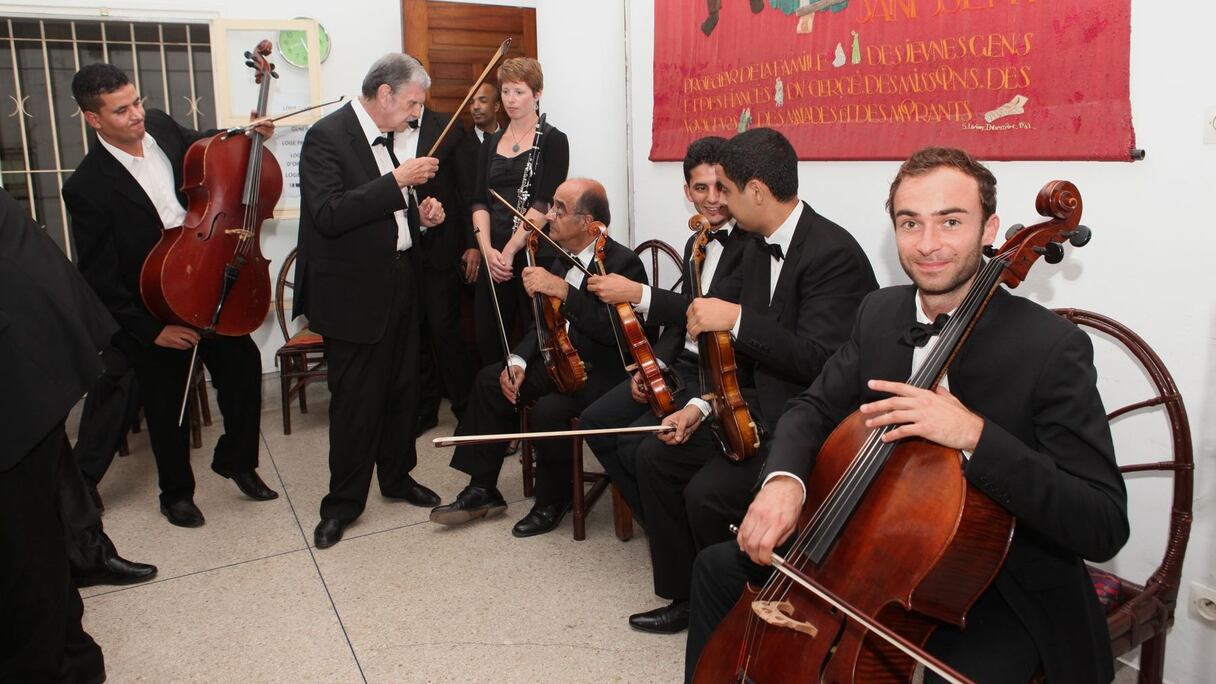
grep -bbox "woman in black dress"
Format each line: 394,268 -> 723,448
469,57 -> 569,365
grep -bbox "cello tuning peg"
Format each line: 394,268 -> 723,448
982,245 -> 997,258
1034,242 -> 1065,264
1004,223 -> 1025,240
245,60 -> 256,68
1065,224 -> 1091,248
243,51 -> 252,59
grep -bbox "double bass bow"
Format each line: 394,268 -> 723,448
140,39 -> 280,423
688,214 -> 760,462
694,181 -> 1091,684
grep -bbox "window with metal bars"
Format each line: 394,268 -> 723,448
0,17 -> 213,259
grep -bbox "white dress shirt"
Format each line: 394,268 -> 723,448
507,241 -> 596,372
352,99 -> 415,251
474,124 -> 499,144
98,133 -> 187,230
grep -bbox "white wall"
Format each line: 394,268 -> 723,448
10,1 -> 1212,680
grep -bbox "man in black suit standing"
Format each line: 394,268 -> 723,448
63,63 -> 278,529
296,53 -> 446,548
580,136 -> 750,519
412,90 -> 477,436
686,147 -> 1129,683
429,178 -> 650,537
628,128 -> 877,634
0,187 -> 109,683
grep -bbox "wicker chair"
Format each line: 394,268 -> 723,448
274,248 -> 327,435
1055,308 -> 1193,684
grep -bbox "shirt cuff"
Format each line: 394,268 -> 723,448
635,284 -> 652,315
687,397 -> 711,418
762,471 -> 807,505
507,354 -> 527,372
730,309 -> 743,339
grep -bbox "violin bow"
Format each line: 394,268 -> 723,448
424,37 -> 512,158
434,423 -> 673,447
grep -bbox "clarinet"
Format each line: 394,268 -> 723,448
512,113 -> 546,231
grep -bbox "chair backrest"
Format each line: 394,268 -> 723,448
1053,308 -> 1193,628
274,247 -> 300,342
634,239 -> 684,293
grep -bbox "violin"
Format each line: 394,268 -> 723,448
689,214 -> 759,463
523,223 -> 586,394
140,39 -> 279,336
693,181 -> 1090,683
591,227 -> 676,417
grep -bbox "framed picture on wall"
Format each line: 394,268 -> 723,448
210,18 -> 323,218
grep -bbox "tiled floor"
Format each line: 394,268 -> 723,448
69,381 -> 1144,683
72,383 -> 683,683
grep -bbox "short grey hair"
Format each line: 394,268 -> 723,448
361,53 -> 431,99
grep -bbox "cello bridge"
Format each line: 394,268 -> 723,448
751,599 -> 818,637
224,228 -> 254,240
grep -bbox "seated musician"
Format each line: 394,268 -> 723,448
580,136 -> 751,522
686,147 -> 1130,683
430,178 -> 648,537
63,63 -> 278,529
626,128 -> 878,634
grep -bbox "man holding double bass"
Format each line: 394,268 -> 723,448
687,147 -> 1129,683
64,63 -> 278,530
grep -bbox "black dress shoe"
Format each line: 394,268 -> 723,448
384,477 -> 441,507
160,499 -> 205,528
75,553 -> 158,588
414,413 -> 439,438
629,600 -> 690,634
314,518 -> 345,549
429,486 -> 507,526
511,502 -> 569,538
228,470 -> 278,501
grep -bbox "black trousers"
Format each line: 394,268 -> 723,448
0,422 -> 104,684
472,259 -> 530,367
579,352 -> 700,522
451,359 -> 601,507
321,255 -> 421,523
635,416 -> 765,601
58,444 -> 110,579
685,542 -> 1040,684
133,334 -> 262,505
73,346 -> 140,486
417,260 -> 474,420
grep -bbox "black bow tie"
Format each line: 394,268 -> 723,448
707,229 -> 729,246
900,313 -> 950,348
760,239 -> 783,262
373,132 -> 401,167
408,119 -> 419,130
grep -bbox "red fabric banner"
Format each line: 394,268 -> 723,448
651,0 -> 1134,161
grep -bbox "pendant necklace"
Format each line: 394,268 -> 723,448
508,124 -> 525,154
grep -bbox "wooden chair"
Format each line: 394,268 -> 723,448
274,247 -> 327,435
1055,308 -> 1193,684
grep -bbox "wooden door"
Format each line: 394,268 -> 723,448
402,0 -> 537,127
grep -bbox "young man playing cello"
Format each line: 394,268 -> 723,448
64,64 -> 278,529
686,147 -> 1129,683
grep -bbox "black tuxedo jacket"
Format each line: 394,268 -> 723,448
63,109 -> 211,351
414,108 -> 473,270
649,225 -> 752,364
765,285 -> 1129,682
295,101 -> 424,345
708,202 -> 877,430
513,236 -> 648,399
1,188 -> 117,467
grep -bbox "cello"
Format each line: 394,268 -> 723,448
694,181 -> 1090,683
689,213 -> 760,463
591,227 -> 677,417
140,39 -> 279,337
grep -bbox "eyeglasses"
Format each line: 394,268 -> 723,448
550,206 -> 588,220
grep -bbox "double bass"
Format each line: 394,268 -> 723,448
689,213 -> 760,462
694,181 -> 1091,683
140,40 -> 279,336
